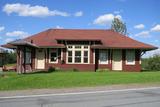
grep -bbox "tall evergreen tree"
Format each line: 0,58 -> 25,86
111,17 -> 127,35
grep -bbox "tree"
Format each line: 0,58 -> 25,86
142,54 -> 160,71
3,50 -> 16,65
111,17 -> 127,35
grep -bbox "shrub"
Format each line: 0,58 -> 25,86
55,67 -> 61,71
96,69 -> 110,72
48,66 -> 55,72
73,68 -> 79,72
142,55 -> 160,71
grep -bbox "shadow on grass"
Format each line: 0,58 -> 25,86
23,70 -> 54,75
141,69 -> 160,72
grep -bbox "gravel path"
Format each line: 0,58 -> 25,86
0,83 -> 160,97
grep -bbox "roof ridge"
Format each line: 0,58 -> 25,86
51,28 -> 113,31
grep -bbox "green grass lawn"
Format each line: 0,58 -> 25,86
0,71 -> 160,91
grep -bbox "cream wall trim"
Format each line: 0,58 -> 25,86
66,45 -> 90,64
61,48 -> 63,60
93,49 -> 95,64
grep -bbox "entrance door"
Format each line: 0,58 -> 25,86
112,50 -> 122,70
36,49 -> 45,69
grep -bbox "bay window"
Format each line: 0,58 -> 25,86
67,45 -> 89,64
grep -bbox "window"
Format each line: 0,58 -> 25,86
126,50 -> 135,65
99,50 -> 108,64
67,45 -> 89,64
84,46 -> 88,49
75,51 -> 81,63
84,51 -> 88,63
25,48 -> 31,64
50,49 -> 58,63
68,51 -> 72,63
68,46 -> 72,49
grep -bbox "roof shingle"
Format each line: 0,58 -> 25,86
2,29 -> 157,50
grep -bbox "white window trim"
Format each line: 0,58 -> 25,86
49,49 -> 58,64
61,48 -> 63,61
66,45 -> 90,64
99,50 -> 109,64
93,49 -> 95,64
126,50 -> 135,65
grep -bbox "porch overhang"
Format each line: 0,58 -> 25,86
8,40 -> 38,48
91,45 -> 158,51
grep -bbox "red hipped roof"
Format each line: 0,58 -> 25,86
2,29 -> 157,50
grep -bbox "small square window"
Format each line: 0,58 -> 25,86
84,58 -> 88,63
84,46 -> 88,49
68,46 -> 72,49
68,57 -> 72,63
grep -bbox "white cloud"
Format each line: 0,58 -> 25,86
113,9 -> 123,14
0,26 -> 5,32
3,3 -> 69,17
74,11 -> 83,17
143,47 -> 160,58
134,24 -> 145,29
6,31 -> 29,38
135,31 -> 150,37
150,24 -> 160,32
93,13 -> 122,26
114,11 -> 120,14
55,25 -> 63,29
5,38 -> 14,43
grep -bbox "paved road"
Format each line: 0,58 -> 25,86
0,87 -> 160,107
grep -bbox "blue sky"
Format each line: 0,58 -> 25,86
0,0 -> 160,56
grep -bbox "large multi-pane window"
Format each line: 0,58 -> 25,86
67,45 -> 89,64
126,50 -> 135,65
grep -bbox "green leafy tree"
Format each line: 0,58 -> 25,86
4,50 -> 16,65
142,54 -> 160,71
111,17 -> 127,35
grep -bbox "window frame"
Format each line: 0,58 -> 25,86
99,50 -> 109,64
67,45 -> 90,64
49,49 -> 58,63
25,48 -> 32,64
126,50 -> 135,65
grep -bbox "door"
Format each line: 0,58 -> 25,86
112,50 -> 122,70
36,49 -> 45,69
